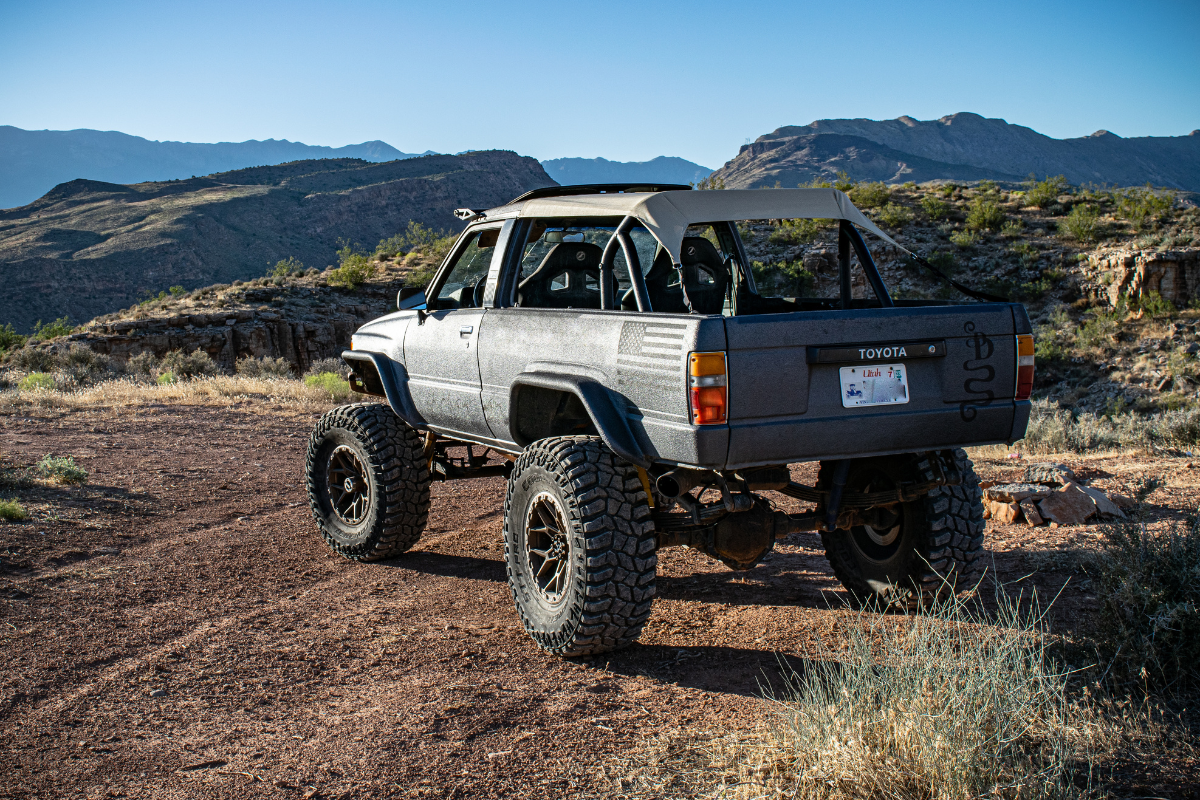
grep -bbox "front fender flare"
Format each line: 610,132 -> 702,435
341,350 -> 426,430
509,371 -> 650,468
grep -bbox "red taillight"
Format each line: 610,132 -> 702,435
689,352 -> 727,425
1015,334 -> 1035,400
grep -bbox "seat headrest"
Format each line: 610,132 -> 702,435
535,241 -> 603,273
680,236 -> 724,267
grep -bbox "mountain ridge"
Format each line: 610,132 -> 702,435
541,155 -> 712,186
0,152 -> 554,331
0,125 -> 434,210
721,113 -> 1200,190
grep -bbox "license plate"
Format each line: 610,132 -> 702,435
839,364 -> 909,408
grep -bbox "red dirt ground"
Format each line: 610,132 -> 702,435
1,402 -> 1196,799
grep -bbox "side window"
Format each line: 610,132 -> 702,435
434,228 -> 498,309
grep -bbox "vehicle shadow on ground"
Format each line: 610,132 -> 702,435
375,551 -> 507,582
597,643 -> 811,698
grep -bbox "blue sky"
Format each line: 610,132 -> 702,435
1,0 -> 1197,169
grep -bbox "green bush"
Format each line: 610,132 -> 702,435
126,351 -> 158,377
926,250 -> 957,274
36,454 -> 88,485
1138,291 -> 1176,318
328,241 -> 376,289
1088,516 -> 1200,692
269,256 -> 305,277
156,372 -> 176,385
693,175 -> 726,190
304,372 -> 352,402
0,499 -> 26,521
376,221 -> 457,261
304,357 -> 350,379
1000,218 -> 1025,238
0,323 -> 27,355
30,316 -> 74,341
876,202 -> 913,228
919,195 -> 950,220
768,218 -> 823,245
1116,186 -> 1174,230
1024,174 -> 1069,209
949,229 -> 980,248
18,372 -> 55,391
850,181 -> 890,209
159,349 -> 217,379
966,198 -> 1006,232
1059,203 -> 1100,242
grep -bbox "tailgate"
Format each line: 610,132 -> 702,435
723,304 -> 1029,469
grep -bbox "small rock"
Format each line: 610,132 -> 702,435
1019,498 -> 1044,526
1109,493 -> 1136,509
1022,463 -> 1076,485
1080,485 -> 1127,519
1186,342 -> 1199,355
987,500 -> 1021,525
986,483 -> 1053,503
1037,483 -> 1097,526
149,689 -> 167,698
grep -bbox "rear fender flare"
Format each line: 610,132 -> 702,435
341,350 -> 426,430
509,371 -> 650,468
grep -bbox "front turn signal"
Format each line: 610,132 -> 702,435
1015,334 -> 1035,401
689,352 -> 727,425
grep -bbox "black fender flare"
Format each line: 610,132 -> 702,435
509,371 -> 650,468
341,350 -> 427,430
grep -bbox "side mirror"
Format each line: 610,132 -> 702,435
397,286 -> 427,310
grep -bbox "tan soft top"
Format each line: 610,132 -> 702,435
490,188 -> 904,265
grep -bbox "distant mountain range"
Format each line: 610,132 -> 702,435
0,152 -> 552,331
712,113 -> 1200,191
0,126 -> 434,209
539,156 -> 712,187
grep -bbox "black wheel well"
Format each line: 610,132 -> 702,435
512,386 -> 599,444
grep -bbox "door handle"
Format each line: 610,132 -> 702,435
459,325 -> 474,336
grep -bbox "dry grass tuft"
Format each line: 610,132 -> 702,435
0,375 -> 340,413
618,590 -> 1116,800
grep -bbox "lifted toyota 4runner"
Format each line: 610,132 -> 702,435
305,183 -> 1035,657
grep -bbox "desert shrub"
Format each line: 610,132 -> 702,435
156,372 -> 176,385
949,229 -> 980,248
1001,218 -> 1025,238
1138,291 -> 1175,318
30,316 -> 75,341
769,218 -> 823,245
269,256 -> 305,277
1116,186 -> 1174,231
1060,204 -> 1100,243
876,202 -> 913,228
236,355 -> 293,378
850,181 -> 890,209
126,351 -> 159,377
1025,175 -> 1069,209
36,454 -> 88,485
304,357 -> 351,379
920,195 -> 951,220
0,323 -> 26,355
713,589 -> 1082,799
693,174 -> 726,190
925,250 -> 957,274
797,176 -> 833,189
377,221 -> 457,262
833,170 -> 855,193
9,346 -> 55,373
158,349 -> 218,379
328,242 -> 376,289
966,198 -> 1006,232
57,344 -> 113,386
18,372 -> 55,391
0,499 -> 27,521
1088,516 -> 1200,693
751,260 -> 816,297
304,372 -> 352,402
1018,400 -> 1200,454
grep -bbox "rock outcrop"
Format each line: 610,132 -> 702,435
1087,247 -> 1200,308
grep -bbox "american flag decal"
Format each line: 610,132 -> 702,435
616,321 -> 687,394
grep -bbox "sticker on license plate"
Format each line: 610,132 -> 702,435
839,364 -> 909,408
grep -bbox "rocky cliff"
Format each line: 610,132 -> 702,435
0,152 -> 555,332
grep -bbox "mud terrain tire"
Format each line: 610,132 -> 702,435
306,403 -> 431,561
819,449 -> 984,608
504,436 -> 657,657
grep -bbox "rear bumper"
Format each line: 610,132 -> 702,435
721,401 -> 1020,470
